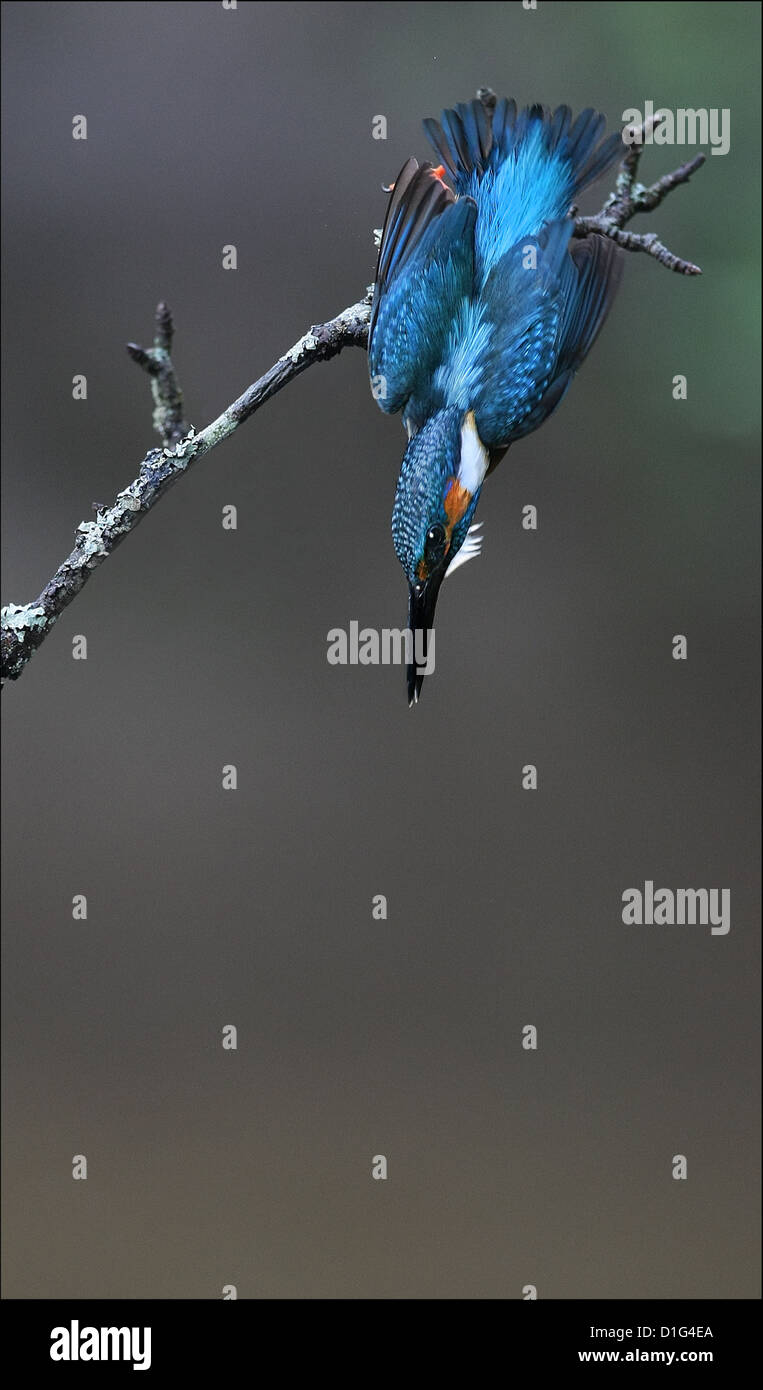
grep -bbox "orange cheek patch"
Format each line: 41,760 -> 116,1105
416,481 -> 472,577
443,477 -> 472,530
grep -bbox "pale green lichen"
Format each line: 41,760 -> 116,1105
75,521 -> 109,561
1,603 -> 48,637
160,426 -> 197,469
114,488 -> 141,509
284,331 -> 319,364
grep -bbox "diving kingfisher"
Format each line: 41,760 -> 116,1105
368,97 -> 625,703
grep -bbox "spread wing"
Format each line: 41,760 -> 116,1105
468,222 -> 623,449
368,159 -> 477,431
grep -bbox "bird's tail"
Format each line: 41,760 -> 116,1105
423,98 -> 623,203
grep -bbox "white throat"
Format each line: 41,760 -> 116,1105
457,411 -> 489,494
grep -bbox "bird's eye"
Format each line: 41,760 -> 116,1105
425,523 -> 446,561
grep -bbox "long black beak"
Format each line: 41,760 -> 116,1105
407,574 -> 443,706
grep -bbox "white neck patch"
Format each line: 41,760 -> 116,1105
444,523 -> 484,579
458,411 -> 489,495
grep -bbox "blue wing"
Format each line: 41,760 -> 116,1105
368,159 -> 476,432
465,222 -> 623,448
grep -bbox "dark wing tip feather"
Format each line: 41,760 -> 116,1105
423,97 -> 500,182
563,110 -> 623,196
441,108 -> 472,173
548,103 -> 572,146
561,233 -> 624,369
422,118 -> 458,176
572,129 -> 624,191
370,161 -> 458,341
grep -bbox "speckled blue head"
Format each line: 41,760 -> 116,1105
391,406 -> 485,704
391,406 -> 482,584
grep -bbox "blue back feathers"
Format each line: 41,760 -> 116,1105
369,98 -> 624,450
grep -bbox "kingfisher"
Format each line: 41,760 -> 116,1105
368,97 -> 625,703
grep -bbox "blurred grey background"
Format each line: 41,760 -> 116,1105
2,1 -> 760,1298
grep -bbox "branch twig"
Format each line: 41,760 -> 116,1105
126,300 -> 188,447
2,97 -> 705,684
572,112 -> 705,274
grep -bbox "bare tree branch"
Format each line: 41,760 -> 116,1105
573,112 -> 705,274
1,295 -> 371,682
2,98 -> 705,685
